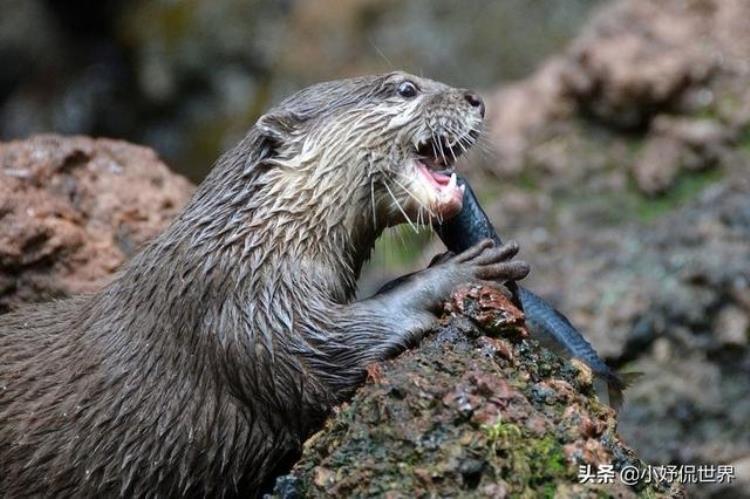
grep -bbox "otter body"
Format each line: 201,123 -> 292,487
0,73 -> 527,497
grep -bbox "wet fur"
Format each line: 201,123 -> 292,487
0,72 -> 523,497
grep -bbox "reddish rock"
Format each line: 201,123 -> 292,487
633,116 -> 734,195
561,0 -> 715,129
445,285 -> 527,338
277,284 -> 675,497
482,0 -> 750,194
0,135 -> 194,313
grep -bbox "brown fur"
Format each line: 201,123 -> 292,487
0,72 -> 527,497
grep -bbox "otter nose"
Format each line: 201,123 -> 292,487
464,91 -> 485,117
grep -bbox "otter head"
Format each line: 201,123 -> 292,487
256,71 -> 484,232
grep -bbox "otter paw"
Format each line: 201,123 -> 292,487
451,239 -> 529,283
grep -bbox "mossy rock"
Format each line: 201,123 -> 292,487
272,286 -> 679,498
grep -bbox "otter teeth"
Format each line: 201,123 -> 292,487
448,172 -> 457,190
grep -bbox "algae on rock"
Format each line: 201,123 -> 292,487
273,286 -> 678,498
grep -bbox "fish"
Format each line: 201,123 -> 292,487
434,175 -> 639,409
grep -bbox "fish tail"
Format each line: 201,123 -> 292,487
607,371 -> 643,411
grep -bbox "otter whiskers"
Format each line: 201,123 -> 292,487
383,179 -> 418,233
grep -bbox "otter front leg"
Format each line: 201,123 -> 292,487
313,240 -> 528,396
377,239 -> 526,316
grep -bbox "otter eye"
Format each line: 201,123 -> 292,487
397,81 -> 418,98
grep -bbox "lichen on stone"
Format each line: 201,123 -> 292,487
273,285 -> 679,498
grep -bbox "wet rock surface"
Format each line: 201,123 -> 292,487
466,0 -> 750,496
506,173 -> 750,489
0,135 -> 193,313
272,285 -> 676,498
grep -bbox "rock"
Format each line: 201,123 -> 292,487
0,135 -> 194,313
468,7 -> 750,486
714,305 -> 749,348
561,0 -> 715,129
0,0 -> 601,182
272,285 -> 677,498
484,59 -> 573,176
482,0 -> 750,195
633,116 -> 734,195
631,134 -> 685,196
476,168 -> 750,498
464,3 -> 750,492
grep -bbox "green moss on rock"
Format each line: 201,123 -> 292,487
273,286 -> 680,498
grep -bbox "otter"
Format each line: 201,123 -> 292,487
0,72 -> 528,497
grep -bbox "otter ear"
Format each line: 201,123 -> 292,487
256,111 -> 302,144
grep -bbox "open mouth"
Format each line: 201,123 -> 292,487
410,132 -> 476,219
416,134 -> 460,175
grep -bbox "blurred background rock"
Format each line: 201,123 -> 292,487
0,0 -> 603,181
2,0 -> 749,497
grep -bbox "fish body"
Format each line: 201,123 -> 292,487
435,176 -> 634,408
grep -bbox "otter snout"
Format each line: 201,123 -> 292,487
464,91 -> 485,117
